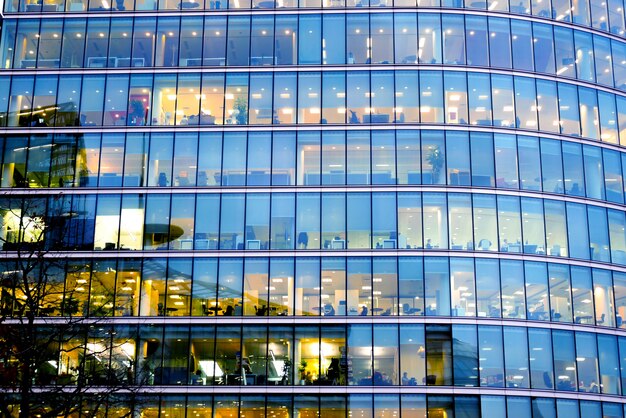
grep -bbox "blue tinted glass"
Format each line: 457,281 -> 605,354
322,15 -> 345,65
576,332 -> 600,392
553,330 -> 577,391
583,146 -> 605,200
470,133 -> 494,187
588,206 -> 610,262
424,257 -> 450,316
567,202 -> 590,259
557,400 -> 580,418
528,328 -> 554,389
481,396 -> 506,418
580,401 -> 602,418
507,397 -> 531,418
452,325 -> 478,386
598,334 -> 621,394
299,15 -> 321,64
540,138 -> 564,194
532,398 -> 556,418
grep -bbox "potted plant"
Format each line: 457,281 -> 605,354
233,97 -> 248,125
298,360 -> 308,385
426,145 -> 444,184
127,99 -> 146,126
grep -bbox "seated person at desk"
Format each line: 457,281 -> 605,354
360,306 -> 368,316
326,358 -> 340,384
235,352 -> 252,375
190,369 -> 205,385
588,380 -> 600,393
254,305 -> 268,316
323,303 -> 335,316
228,351 -> 253,385
223,305 -> 234,316
401,372 -> 410,386
529,304 -> 547,320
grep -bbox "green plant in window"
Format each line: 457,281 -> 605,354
233,97 -> 248,125
298,359 -> 308,380
426,145 -> 444,183
127,99 -> 146,126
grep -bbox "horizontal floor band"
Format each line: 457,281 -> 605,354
9,314 -> 626,337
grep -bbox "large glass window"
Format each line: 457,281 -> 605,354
597,334 -> 621,394
372,193 -> 396,248
501,260 -> 525,318
525,262 -> 549,321
244,194 -> 270,250
425,325 -> 452,385
548,264 -> 572,322
243,258 -> 269,316
297,193 -> 321,249
517,136 -> 541,191
347,193 -> 370,249
552,330 -> 577,391
475,259 -> 501,317
572,266 -> 595,324
521,198 -> 545,254
448,193 -> 473,250
400,324 -> 425,385
511,21 -> 534,71
423,193 -> 447,249
296,258 -> 320,316
540,138 -> 564,194
418,15 -> 442,64
450,258 -> 475,316
593,269 -> 615,326
588,206 -> 610,262
497,195 -> 522,253
424,257 -> 450,316
479,326 -> 504,387
397,193 -> 423,248
219,194 -> 245,250
503,327 -> 529,388
299,15 -> 321,65
446,132 -> 470,185
528,328 -> 554,389
470,133 -> 495,187
399,257 -> 424,315
576,332 -> 600,392
452,325 -> 478,386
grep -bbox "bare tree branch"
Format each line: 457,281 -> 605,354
0,195 -> 147,418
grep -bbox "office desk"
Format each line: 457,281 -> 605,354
247,240 -> 261,250
225,374 -> 256,385
507,243 -> 522,252
331,239 -> 346,249
179,239 -> 193,250
363,114 -> 390,123
383,239 -> 396,249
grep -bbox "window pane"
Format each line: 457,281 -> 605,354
400,326 -> 425,385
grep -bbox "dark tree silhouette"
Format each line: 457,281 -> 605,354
0,195 -> 149,418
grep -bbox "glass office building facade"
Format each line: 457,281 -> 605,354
3,0 -> 626,414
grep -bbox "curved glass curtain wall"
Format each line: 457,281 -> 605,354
1,13 -> 626,91
2,71 -> 625,147
4,130 -> 626,206
4,0 -> 626,42
7,394 -> 626,417
5,255 -> 626,329
5,191 -> 626,262
20,321 -> 626,392
4,0 -> 626,415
